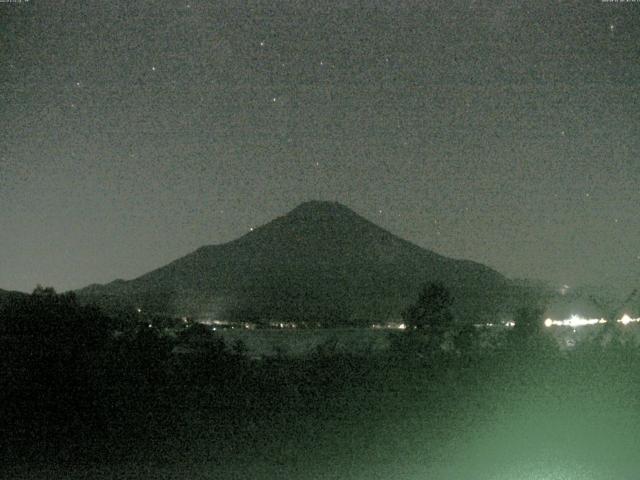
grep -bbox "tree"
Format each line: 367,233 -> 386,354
508,303 -> 559,357
512,304 -> 545,338
0,286 -> 116,445
403,282 -> 454,333
590,289 -> 638,346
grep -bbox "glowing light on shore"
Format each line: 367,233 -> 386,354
544,315 -> 605,328
544,314 -> 640,328
618,314 -> 640,325
370,322 -> 407,330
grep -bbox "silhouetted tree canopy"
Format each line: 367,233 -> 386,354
177,322 -> 226,354
403,282 -> 454,333
507,304 -> 559,357
512,304 -> 545,338
0,286 -> 113,343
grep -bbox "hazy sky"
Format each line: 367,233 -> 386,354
2,0 -> 639,293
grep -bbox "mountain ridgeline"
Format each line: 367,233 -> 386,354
0,289 -> 29,310
77,201 -> 517,326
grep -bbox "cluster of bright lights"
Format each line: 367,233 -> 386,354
544,314 -> 640,328
267,321 -> 298,329
371,322 -> 406,330
544,315 -> 606,328
618,314 -> 640,325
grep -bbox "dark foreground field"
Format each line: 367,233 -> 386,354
4,329 -> 640,480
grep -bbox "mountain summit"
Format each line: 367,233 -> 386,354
77,201 -> 511,325
286,200 -> 357,217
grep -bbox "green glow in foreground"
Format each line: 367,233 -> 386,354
490,462 -> 596,480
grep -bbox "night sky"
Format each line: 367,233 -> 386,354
2,0 -> 639,293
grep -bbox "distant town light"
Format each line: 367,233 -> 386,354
545,315 -> 603,328
618,314 -> 639,325
544,314 -> 640,328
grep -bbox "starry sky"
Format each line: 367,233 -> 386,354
2,0 -> 639,293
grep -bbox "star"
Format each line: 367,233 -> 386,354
260,41 -> 265,47
151,66 -> 156,71
272,97 -> 277,102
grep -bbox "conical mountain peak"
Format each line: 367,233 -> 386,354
77,201 -> 510,324
236,200 -> 390,252
233,200 -> 376,248
286,201 -> 359,220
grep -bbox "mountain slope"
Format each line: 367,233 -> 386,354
0,288 -> 29,308
77,201 -> 512,325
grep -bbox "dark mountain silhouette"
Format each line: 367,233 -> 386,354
0,288 -> 28,309
77,201 -> 514,325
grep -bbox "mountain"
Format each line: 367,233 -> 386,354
0,288 -> 29,306
0,288 -> 29,302
77,201 -> 515,325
